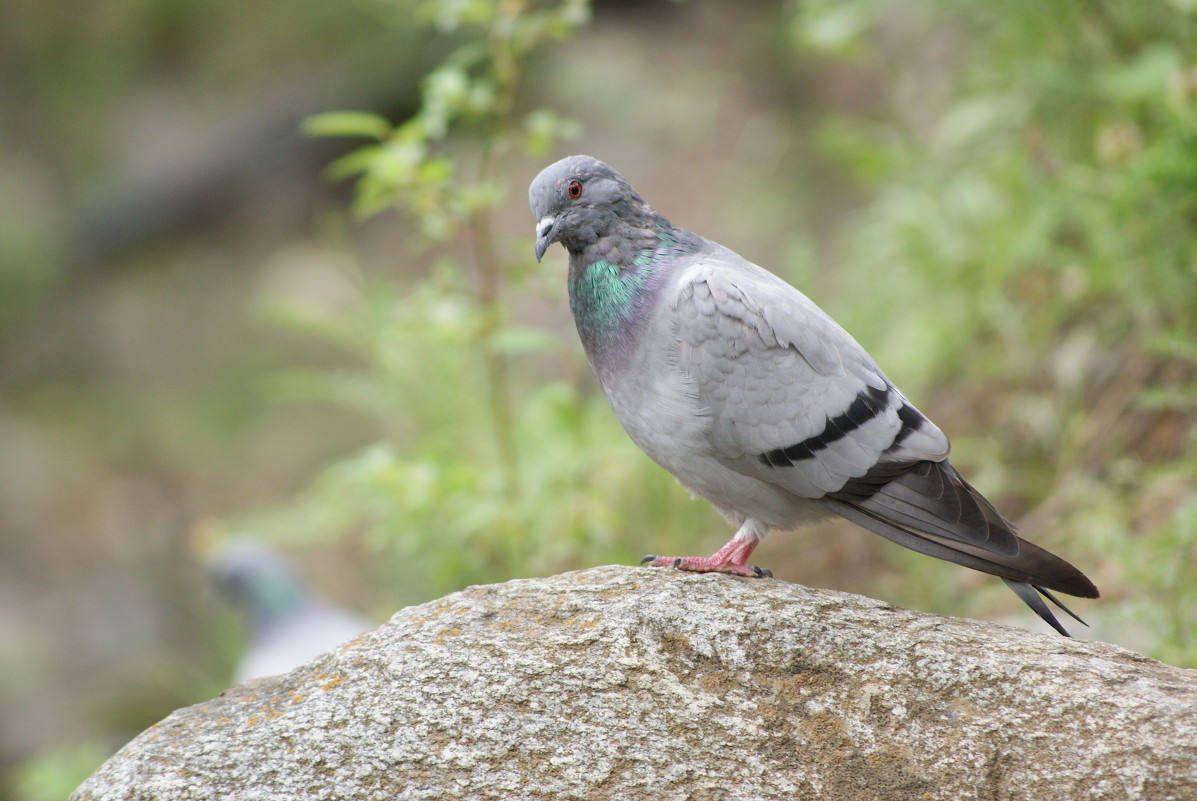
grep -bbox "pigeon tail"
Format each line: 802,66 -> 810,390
821,497 -> 1098,635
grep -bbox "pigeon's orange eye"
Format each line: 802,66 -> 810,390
567,180 -> 582,198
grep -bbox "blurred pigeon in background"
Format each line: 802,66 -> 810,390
213,543 -> 372,682
529,155 -> 1099,636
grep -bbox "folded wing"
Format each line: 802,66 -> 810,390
671,249 -> 1097,633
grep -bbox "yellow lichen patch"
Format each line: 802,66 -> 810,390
290,692 -> 305,705
318,673 -> 344,691
433,626 -> 463,644
255,698 -> 286,721
216,716 -> 231,727
597,586 -> 636,600
241,694 -> 288,727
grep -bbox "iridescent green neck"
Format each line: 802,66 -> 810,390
569,259 -> 649,351
568,228 -> 685,368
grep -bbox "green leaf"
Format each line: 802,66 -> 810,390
790,0 -> 876,57
1099,45 -> 1181,103
303,111 -> 393,141
521,108 -> 581,156
326,145 -> 386,181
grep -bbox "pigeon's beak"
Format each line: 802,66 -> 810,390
534,215 -> 558,263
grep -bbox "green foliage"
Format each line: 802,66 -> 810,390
230,0 -> 724,604
1118,498 -> 1197,666
14,741 -> 112,801
788,0 -> 1197,659
243,267 -> 720,601
305,0 -> 587,227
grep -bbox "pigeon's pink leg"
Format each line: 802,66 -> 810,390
640,532 -> 772,578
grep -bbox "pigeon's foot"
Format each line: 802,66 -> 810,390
640,555 -> 773,578
639,537 -> 771,578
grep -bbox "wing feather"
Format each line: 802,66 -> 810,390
671,251 -> 948,500
668,249 -> 1046,559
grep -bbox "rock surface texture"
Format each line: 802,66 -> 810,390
74,566 -> 1197,800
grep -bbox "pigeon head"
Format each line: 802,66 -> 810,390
213,542 -> 308,634
529,155 -> 654,262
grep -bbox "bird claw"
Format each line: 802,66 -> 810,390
638,554 -> 773,579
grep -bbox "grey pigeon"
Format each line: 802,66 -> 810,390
213,543 -> 372,682
529,155 -> 1098,636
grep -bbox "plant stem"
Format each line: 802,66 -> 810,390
469,148 -> 521,501
465,6 -> 537,501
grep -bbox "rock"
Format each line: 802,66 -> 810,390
73,566 -> 1197,800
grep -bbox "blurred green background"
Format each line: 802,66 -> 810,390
3,0 -> 1196,797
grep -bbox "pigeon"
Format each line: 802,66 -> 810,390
529,154 -> 1099,636
213,543 -> 373,682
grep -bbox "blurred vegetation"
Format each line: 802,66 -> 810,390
787,0 -> 1197,651
229,0 -> 720,595
5,0 -> 1197,797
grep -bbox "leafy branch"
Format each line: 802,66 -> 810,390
304,0 -> 587,498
